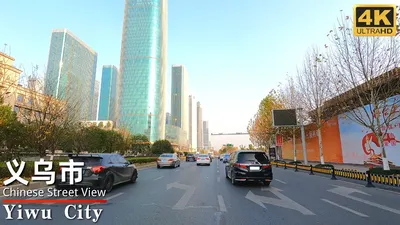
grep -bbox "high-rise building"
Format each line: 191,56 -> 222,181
171,65 -> 188,132
203,121 -> 210,150
197,101 -> 203,150
98,65 -> 118,121
92,80 -> 100,120
117,0 -> 168,141
166,112 -> 171,125
188,95 -> 197,151
44,29 -> 98,120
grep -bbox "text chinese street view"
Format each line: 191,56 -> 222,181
2,159 -> 105,223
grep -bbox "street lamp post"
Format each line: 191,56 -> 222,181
297,107 -> 308,165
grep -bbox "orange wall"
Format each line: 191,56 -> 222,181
282,116 -> 343,163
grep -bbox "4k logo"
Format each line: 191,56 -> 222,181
354,4 -> 397,36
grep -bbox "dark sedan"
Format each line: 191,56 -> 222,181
55,153 -> 138,193
225,150 -> 273,186
186,153 -> 196,162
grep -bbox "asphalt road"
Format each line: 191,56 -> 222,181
0,159 -> 399,225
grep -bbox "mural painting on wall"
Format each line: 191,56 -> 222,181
338,95 -> 400,167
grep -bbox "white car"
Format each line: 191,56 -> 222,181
196,154 -> 211,166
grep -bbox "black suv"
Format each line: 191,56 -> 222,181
55,153 -> 138,193
186,153 -> 196,162
225,150 -> 272,186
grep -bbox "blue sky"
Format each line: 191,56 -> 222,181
1,0 -> 397,149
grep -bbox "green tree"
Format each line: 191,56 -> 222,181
131,134 -> 150,154
104,130 -> 125,153
0,105 -> 27,160
151,139 -> 174,155
248,144 -> 254,150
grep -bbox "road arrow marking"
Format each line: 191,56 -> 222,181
167,182 -> 196,210
245,187 -> 315,215
327,186 -> 400,215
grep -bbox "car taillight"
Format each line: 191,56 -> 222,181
262,164 -> 271,169
205,158 -> 209,160
59,167 -> 64,173
91,166 -> 105,174
168,159 -> 173,161
234,163 -> 247,169
197,158 -> 200,160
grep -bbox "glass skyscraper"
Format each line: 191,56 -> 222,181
98,65 -> 118,121
117,0 -> 168,141
45,29 -> 98,120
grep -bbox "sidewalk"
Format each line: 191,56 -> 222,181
282,159 -> 370,172
309,162 -> 370,173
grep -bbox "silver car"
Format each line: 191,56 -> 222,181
157,153 -> 181,168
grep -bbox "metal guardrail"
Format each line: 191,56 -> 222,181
271,161 -> 400,187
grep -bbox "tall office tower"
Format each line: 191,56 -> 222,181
45,29 -> 98,120
197,101 -> 203,150
188,95 -> 197,151
91,80 -> 100,120
166,112 -> 171,125
98,65 -> 118,121
203,121 -> 210,150
171,65 -> 188,131
117,0 -> 168,141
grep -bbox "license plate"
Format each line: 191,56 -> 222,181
162,160 -> 166,162
250,166 -> 260,171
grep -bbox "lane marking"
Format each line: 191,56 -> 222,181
321,198 -> 368,217
218,195 -> 227,212
92,192 -> 124,205
154,176 -> 164,181
274,179 -> 287,184
217,177 -> 221,182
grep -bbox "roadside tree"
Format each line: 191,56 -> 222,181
151,139 -> 174,155
326,11 -> 400,170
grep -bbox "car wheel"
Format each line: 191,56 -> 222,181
225,168 -> 229,179
263,181 -> 271,186
104,175 -> 114,193
208,163 -> 210,166
178,162 -> 180,167
130,170 -> 138,183
157,164 -> 160,169
231,172 -> 237,185
197,164 -> 199,166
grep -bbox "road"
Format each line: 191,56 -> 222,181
0,159 -> 399,225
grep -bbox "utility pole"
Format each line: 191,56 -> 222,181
298,107 -> 308,165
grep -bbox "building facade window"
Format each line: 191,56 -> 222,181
17,95 -> 24,103
13,106 -> 19,113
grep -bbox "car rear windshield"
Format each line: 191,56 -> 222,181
161,154 -> 173,157
187,154 -> 194,156
237,152 -> 269,164
70,157 -> 102,166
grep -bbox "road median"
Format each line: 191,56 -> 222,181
271,161 -> 400,190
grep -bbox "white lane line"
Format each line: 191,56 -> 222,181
92,192 -> 124,205
321,199 -> 368,217
217,195 -> 227,212
274,179 -> 287,184
217,177 -> 221,182
154,176 -> 164,181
